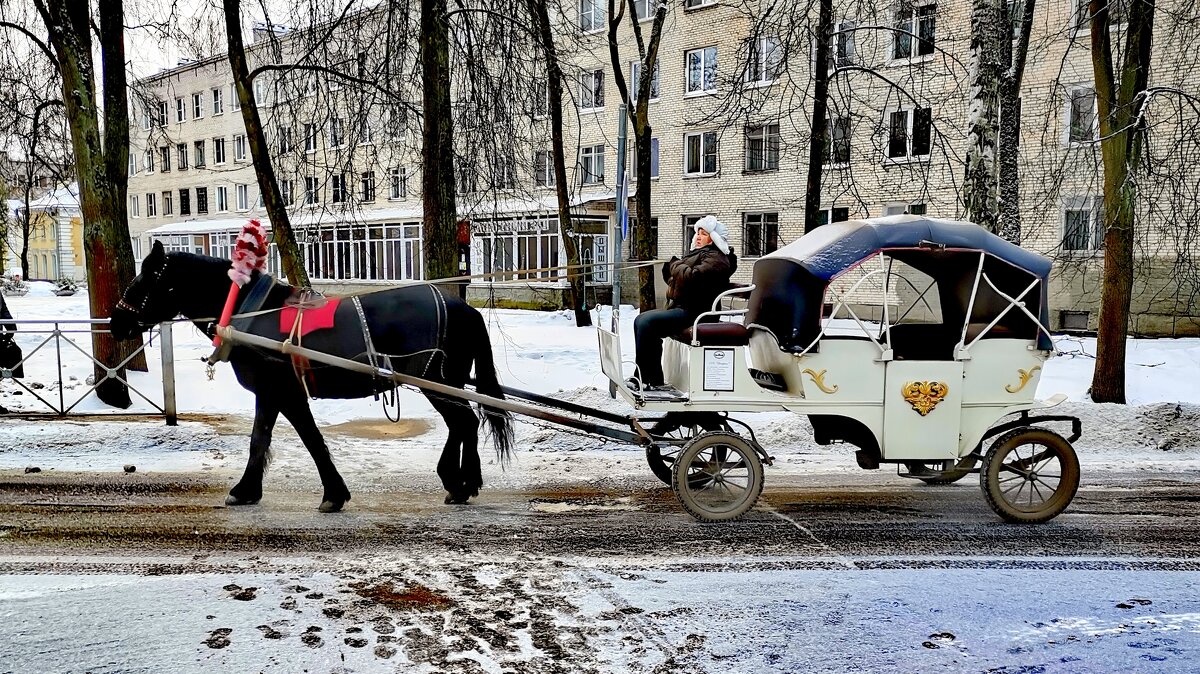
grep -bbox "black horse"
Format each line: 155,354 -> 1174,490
109,241 -> 513,512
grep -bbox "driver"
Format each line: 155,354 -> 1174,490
630,215 -> 736,392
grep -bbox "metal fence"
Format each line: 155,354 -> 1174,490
0,319 -> 177,425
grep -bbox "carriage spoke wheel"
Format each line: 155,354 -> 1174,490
981,427 -> 1080,524
671,431 -> 763,522
646,413 -> 731,485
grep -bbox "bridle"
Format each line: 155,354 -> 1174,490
117,254 -> 175,329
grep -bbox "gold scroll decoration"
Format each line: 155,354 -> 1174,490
802,368 -> 838,394
1004,366 -> 1042,394
901,381 -> 949,416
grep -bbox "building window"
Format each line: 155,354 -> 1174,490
894,2 -> 936,60
280,179 -> 294,206
456,164 -> 477,194
884,203 -> 926,216
630,60 -> 660,102
216,186 -> 228,212
192,92 -> 204,119
211,137 -> 226,164
212,88 -> 223,115
231,83 -> 241,110
1063,196 -> 1103,251
331,173 -> 347,203
886,107 -> 932,160
746,36 -> 781,84
144,149 -> 154,173
745,124 -> 780,172
1066,87 -> 1097,145
141,104 -> 151,130
475,218 -> 567,282
279,127 -> 293,154
304,223 -> 424,281
630,138 -> 660,180
389,167 -> 407,199
1060,310 -> 1089,331
196,187 -> 209,214
179,189 -> 191,216
743,212 -> 779,257
685,0 -> 716,7
358,117 -> 374,144
129,195 -> 139,217
831,20 -> 857,68
234,134 -> 247,161
146,193 -> 157,217
159,146 -> 171,172
253,78 -> 272,106
632,0 -> 652,20
304,123 -> 318,152
175,97 -> 185,123
684,131 -> 719,175
156,100 -> 168,127
493,155 -> 517,190
534,150 -> 556,187
827,116 -> 851,165
579,0 -> 605,32
193,140 -> 206,167
579,144 -> 605,184
236,184 -> 249,211
1007,0 -> 1024,39
305,176 -> 320,204
533,79 -> 549,118
330,118 -> 345,147
817,206 -> 850,225
360,171 -> 376,202
162,190 -> 173,216
685,46 -> 718,95
128,153 -> 137,176
176,143 -> 188,170
580,69 -> 604,111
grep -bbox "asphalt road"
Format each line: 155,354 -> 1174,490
2,468 -> 1199,672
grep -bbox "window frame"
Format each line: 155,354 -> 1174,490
192,92 -> 204,120
193,140 -> 206,168
579,69 -> 605,112
389,167 -> 408,199
579,144 -> 606,184
235,184 -> 249,212
162,190 -> 173,216
684,130 -> 719,176
216,185 -> 229,212
742,211 -> 780,257
213,137 -> 227,165
176,143 -> 188,171
196,187 -> 209,214
883,106 -> 933,163
630,60 -> 661,103
534,150 -> 556,188
233,134 -> 247,161
685,46 -> 719,96
175,97 -> 185,123
360,170 -> 376,202
744,123 -> 780,173
1064,85 -> 1099,146
579,0 -> 606,33
146,192 -> 157,217
331,172 -> 348,203
1061,196 -> 1105,253
211,87 -> 224,115
746,35 -> 782,85
891,1 -> 937,62
826,115 -> 852,166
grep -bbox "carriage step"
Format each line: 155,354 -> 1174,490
640,386 -> 687,401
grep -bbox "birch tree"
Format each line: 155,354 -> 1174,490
961,0 -> 1003,234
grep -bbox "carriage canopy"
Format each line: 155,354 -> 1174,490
745,216 -> 1054,353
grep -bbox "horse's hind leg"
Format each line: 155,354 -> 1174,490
280,398 -> 351,513
430,396 -> 475,504
227,396 -> 279,506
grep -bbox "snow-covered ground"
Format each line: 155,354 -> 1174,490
2,283 -> 1199,477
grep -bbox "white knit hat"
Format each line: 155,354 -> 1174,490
693,215 -> 730,254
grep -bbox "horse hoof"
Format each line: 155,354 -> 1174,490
318,500 -> 345,513
444,492 -> 472,505
225,494 -> 260,506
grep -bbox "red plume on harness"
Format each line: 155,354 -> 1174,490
213,219 -> 269,347
227,219 -> 269,287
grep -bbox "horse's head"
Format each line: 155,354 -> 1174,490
110,241 -> 180,340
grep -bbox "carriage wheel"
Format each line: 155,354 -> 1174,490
980,427 -> 1080,523
646,413 -> 730,485
672,432 -> 763,522
903,454 -> 979,485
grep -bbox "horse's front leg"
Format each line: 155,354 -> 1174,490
280,398 -> 351,513
226,396 -> 279,506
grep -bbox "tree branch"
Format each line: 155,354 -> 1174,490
0,21 -> 58,69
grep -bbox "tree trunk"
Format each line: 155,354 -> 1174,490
1088,0 -> 1155,403
804,0 -> 832,233
996,0 -> 1036,244
420,0 -> 459,285
223,0 -> 309,287
962,0 -> 1003,234
526,0 -> 590,326
36,0 -> 144,408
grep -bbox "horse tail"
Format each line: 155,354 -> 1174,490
470,310 -> 514,464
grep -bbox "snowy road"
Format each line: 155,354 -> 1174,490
2,468 -> 1199,672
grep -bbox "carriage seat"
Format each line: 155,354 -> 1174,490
676,322 -> 750,346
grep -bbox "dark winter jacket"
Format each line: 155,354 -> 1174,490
662,244 -> 737,316
0,293 -> 12,336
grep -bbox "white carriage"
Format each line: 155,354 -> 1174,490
599,215 -> 1081,522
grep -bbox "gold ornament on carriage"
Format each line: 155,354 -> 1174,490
901,381 -> 949,416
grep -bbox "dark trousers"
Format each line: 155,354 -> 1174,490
633,308 -> 693,386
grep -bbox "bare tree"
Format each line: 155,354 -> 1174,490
24,0 -> 143,408
961,0 -> 1003,234
421,0 -> 458,283
1088,0 -> 1157,403
605,0 -> 668,310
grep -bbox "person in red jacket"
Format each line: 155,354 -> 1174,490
630,216 -> 736,391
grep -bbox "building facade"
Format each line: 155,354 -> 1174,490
126,1 -> 1200,334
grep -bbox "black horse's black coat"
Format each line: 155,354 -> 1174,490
110,244 -> 513,511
